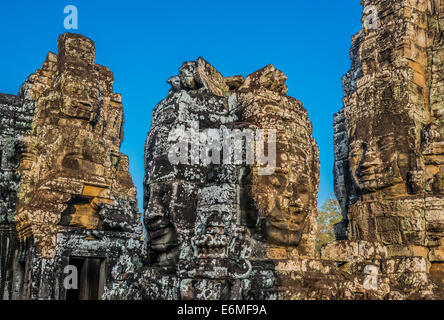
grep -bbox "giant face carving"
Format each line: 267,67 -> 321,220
13,33 -> 138,258
237,65 -> 319,248
61,81 -> 101,121
249,143 -> 313,247
345,108 -> 415,198
348,133 -> 408,193
144,182 -> 178,267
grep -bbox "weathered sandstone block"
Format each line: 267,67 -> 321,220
0,33 -> 142,300
142,58 -> 320,299
331,0 -> 444,291
333,0 -> 444,268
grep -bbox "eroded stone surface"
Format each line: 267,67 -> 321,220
141,58 -> 321,299
141,1 -> 444,299
0,92 -> 34,299
335,0 -> 444,243
1,6 -> 443,299
332,0 -> 444,291
0,33 -> 142,300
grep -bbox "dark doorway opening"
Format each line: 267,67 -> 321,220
65,257 -> 105,300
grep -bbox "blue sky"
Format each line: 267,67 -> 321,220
0,1 -> 363,211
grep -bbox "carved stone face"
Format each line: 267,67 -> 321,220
422,123 -> 444,194
251,139 -> 313,247
178,62 -> 196,90
59,138 -> 105,178
61,80 -> 100,121
348,132 -> 407,192
235,65 -> 318,249
237,116 -> 317,249
144,183 -> 178,266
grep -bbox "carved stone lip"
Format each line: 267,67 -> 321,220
149,227 -> 172,240
78,100 -> 93,107
268,220 -> 300,231
193,234 -> 228,248
359,165 -> 377,173
289,202 -> 303,209
359,170 -> 390,183
145,218 -> 170,231
356,165 -> 384,182
360,173 -> 377,182
72,100 -> 93,111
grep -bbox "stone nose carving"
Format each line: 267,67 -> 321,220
359,146 -> 378,170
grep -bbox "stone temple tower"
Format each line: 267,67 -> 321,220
0,33 -> 142,300
333,0 -> 444,285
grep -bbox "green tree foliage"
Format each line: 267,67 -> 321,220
316,197 -> 342,252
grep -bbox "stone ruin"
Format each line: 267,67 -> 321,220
0,0 -> 443,301
0,33 -> 142,300
140,59 -> 321,299
333,0 -> 444,288
140,55 -> 443,300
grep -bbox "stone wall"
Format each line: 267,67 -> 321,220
333,0 -> 444,286
140,55 -> 443,300
140,58 -> 321,299
0,33 -> 142,300
138,0 -> 444,300
0,93 -> 34,299
1,0 -> 444,299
